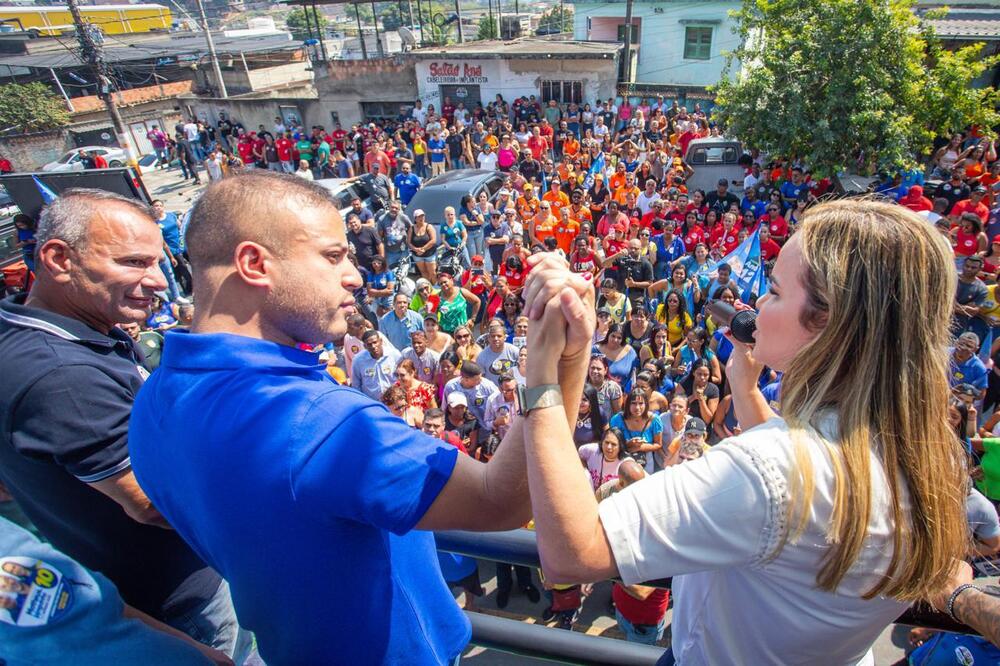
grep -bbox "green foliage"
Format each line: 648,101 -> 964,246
712,0 -> 1000,177
477,15 -> 498,40
284,7 -> 327,39
380,4 -> 405,32
0,83 -> 69,134
537,5 -> 573,34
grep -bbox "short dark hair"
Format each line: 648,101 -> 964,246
424,407 -> 445,421
460,361 -> 483,377
186,171 -> 338,269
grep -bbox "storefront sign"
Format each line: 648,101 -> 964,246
425,62 -> 489,84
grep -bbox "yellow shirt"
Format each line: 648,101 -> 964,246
656,307 -> 693,346
984,284 -> 1000,326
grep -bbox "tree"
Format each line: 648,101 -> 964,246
0,82 -> 69,134
284,7 -> 327,40
380,4 -> 404,31
477,15 -> 497,40
537,5 -> 573,34
712,0 -> 1000,180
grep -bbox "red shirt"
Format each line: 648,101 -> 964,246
682,224 -> 705,249
93,155 -> 108,168
441,104 -> 455,123
499,264 -> 525,290
237,140 -> 254,162
539,124 -> 555,148
951,199 -> 990,224
762,214 -> 788,240
331,129 -> 347,153
527,135 -> 548,160
275,137 -> 293,161
761,238 -> 781,261
612,583 -> 669,626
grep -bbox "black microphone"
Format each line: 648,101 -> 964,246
705,301 -> 757,344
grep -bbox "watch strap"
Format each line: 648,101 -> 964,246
519,384 -> 563,416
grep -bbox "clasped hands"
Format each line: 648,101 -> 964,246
521,253 -> 596,386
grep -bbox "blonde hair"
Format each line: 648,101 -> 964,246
780,198 -> 967,601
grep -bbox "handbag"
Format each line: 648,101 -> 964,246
549,585 -> 582,612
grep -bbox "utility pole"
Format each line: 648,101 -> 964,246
67,0 -> 139,168
621,0 -> 633,83
194,0 -> 228,98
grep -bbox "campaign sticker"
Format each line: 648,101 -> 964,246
0,557 -> 73,627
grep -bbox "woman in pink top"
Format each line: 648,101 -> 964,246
577,428 -> 626,490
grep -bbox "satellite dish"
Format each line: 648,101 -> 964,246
398,26 -> 417,49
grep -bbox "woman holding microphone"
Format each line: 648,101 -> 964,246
520,199 -> 968,665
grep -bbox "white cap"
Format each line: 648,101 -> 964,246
446,392 -> 468,408
413,209 -> 425,217
499,189 -> 511,197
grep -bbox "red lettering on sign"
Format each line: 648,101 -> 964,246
463,64 -> 482,77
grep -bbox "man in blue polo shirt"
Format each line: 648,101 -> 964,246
394,161 -> 421,206
379,292 -> 424,352
128,171 -> 594,665
950,332 -> 989,402
0,189 -> 244,658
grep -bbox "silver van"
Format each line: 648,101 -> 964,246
683,138 -> 746,196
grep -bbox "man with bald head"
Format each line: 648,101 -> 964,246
0,189 -> 243,656
127,170 -> 596,665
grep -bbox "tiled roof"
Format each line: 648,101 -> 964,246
927,18 -> 1000,39
71,80 -> 193,114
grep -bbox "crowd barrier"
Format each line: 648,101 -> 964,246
437,528 -> 977,645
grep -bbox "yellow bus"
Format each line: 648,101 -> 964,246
0,4 -> 171,37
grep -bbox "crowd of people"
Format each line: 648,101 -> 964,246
2,92 -> 1000,665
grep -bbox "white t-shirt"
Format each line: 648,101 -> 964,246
636,191 -> 661,215
183,122 -> 199,142
598,416 -> 906,666
478,151 -> 498,171
578,443 -> 622,491
412,107 -> 427,126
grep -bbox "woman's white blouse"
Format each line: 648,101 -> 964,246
598,416 -> 907,666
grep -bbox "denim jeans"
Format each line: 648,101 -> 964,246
466,227 -> 486,261
159,255 -> 181,302
165,580 -> 254,663
386,247 -> 408,272
154,146 -> 169,166
615,608 -> 665,645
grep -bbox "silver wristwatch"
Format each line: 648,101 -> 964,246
517,384 -> 563,416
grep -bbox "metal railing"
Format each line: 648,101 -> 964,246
437,528 -> 978,637
464,611 -> 665,665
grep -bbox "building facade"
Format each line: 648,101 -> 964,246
570,0 -> 740,93
411,38 -> 621,114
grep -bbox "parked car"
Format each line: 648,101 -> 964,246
683,138 -> 747,196
315,173 -> 385,222
403,169 -> 506,225
42,146 -> 127,172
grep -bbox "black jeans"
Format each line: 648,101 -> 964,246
495,563 -> 533,592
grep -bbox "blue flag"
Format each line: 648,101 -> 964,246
740,259 -> 769,302
583,151 -> 606,190
32,176 -> 57,205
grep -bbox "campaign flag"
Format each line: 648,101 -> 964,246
32,176 -> 58,205
583,151 -> 606,190
740,258 -> 770,303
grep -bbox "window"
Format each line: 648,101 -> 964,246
616,23 -> 639,42
540,80 -> 583,105
361,101 -> 413,122
688,144 -> 740,165
684,26 -> 712,60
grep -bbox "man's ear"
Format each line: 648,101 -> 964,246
36,240 -> 75,284
233,241 -> 275,289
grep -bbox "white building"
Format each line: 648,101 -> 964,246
569,0 -> 741,99
411,37 -> 621,111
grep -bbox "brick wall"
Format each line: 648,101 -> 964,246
0,129 -> 72,172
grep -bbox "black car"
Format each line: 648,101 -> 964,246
403,169 -> 505,225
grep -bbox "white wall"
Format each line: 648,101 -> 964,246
572,0 -> 740,87
414,56 -> 618,109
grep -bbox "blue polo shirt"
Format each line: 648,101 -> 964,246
951,350 -> 989,391
428,138 -> 446,163
394,172 -> 422,205
128,331 -> 468,665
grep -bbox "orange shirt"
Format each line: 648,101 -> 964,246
563,138 -> 580,157
609,172 -> 627,192
533,214 -> 557,245
543,188 -> 570,213
567,205 -> 593,225
517,195 -> 540,219
614,185 -> 640,206
553,219 -> 580,254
